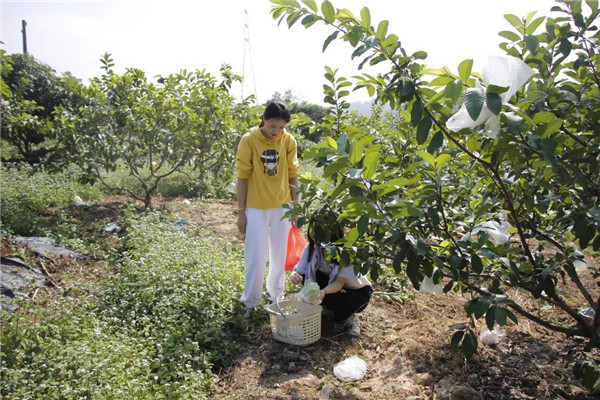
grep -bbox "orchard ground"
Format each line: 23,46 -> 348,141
3,196 -> 599,400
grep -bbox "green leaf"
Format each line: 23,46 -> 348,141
349,141 -> 364,164
337,8 -> 356,21
522,90 -> 547,103
462,330 -> 478,358
321,0 -> 335,22
471,254 -> 484,274
337,134 -> 349,153
301,0 -> 318,12
495,307 -> 518,325
376,20 -> 389,40
451,330 -> 464,351
537,119 -> 562,137
486,84 -> 509,95
430,76 -> 454,86
526,16 -> 546,34
465,88 -> 485,121
559,38 -> 572,57
323,30 -> 340,52
574,216 -> 596,249
504,14 -> 523,30
357,214 -> 369,235
412,50 -> 428,60
399,78 -> 416,100
360,7 -> 371,30
541,138 -> 558,165
498,30 -> 521,42
419,150 -> 435,167
383,34 -> 400,54
486,305 -> 497,330
286,11 -> 303,28
434,153 -> 451,168
427,131 -> 443,154
444,79 -> 463,103
410,99 -> 423,127
345,27 -> 362,47
323,161 -> 347,178
416,116 -> 432,145
324,137 -> 337,149
458,59 -> 473,82
301,14 -> 319,28
344,227 -> 359,245
471,299 -> 491,319
363,151 -> 379,179
525,34 -> 539,53
393,247 -> 407,273
406,252 -> 422,288
504,112 -> 524,134
486,92 -> 502,115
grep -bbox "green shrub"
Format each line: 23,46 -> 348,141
101,212 -> 246,365
0,163 -> 102,235
1,302 -> 207,400
1,212 -> 245,399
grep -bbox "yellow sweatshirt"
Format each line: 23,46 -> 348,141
236,127 -> 299,209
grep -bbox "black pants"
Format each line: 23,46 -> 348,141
315,270 -> 373,323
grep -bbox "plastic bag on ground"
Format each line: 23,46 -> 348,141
420,275 -> 443,295
333,355 -> 367,382
480,325 -> 506,346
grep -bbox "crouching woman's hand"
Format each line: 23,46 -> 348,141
290,271 -> 303,285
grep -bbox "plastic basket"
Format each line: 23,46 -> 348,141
266,299 -> 322,346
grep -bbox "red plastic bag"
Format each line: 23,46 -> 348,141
285,225 -> 307,271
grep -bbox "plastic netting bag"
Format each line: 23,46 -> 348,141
293,281 -> 321,303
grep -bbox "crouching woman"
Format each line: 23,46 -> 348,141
290,209 -> 373,336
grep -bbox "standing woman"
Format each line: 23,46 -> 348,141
236,102 -> 299,316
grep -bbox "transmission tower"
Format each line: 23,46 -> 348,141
241,9 -> 258,103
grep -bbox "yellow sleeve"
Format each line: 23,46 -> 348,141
287,134 -> 299,178
236,134 -> 253,179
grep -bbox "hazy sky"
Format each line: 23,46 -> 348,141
1,0 -> 555,105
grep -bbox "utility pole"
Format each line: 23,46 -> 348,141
21,20 -> 28,54
241,9 -> 258,103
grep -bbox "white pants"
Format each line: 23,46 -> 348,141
240,207 -> 290,309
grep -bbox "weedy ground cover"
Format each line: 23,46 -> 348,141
1,186 -> 247,399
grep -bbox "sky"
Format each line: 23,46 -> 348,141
1,0 -> 556,105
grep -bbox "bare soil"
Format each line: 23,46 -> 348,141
3,196 -> 599,400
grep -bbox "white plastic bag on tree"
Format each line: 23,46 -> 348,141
446,55 -> 534,138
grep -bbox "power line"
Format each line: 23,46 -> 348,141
241,9 -> 258,103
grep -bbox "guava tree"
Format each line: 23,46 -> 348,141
0,51 -> 86,164
54,54 -> 248,208
272,0 -> 600,389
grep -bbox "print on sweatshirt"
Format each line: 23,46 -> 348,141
261,149 -> 280,176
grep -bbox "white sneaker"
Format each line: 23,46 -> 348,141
344,315 -> 361,336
